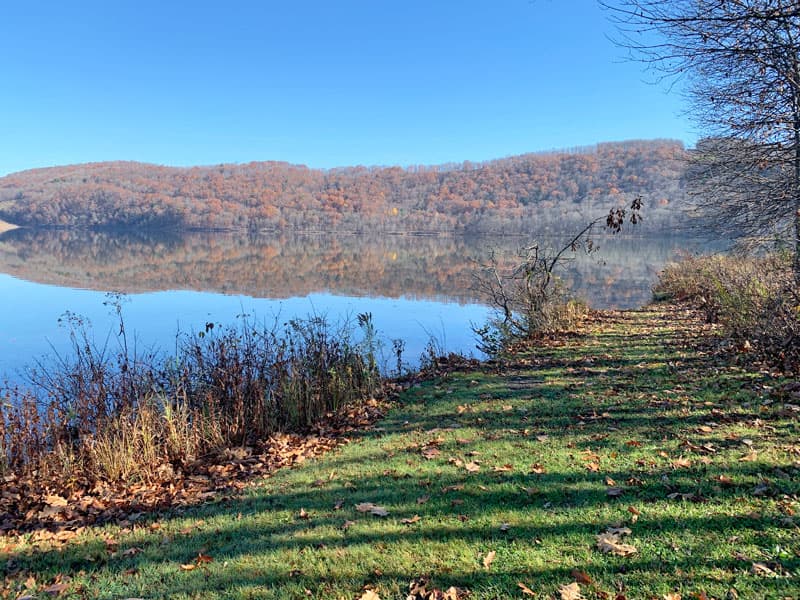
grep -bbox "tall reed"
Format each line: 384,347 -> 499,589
0,309 -> 382,484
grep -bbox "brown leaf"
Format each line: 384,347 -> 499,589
518,582 -> 536,596
482,550 -> 496,569
464,461 -> 481,473
751,562 -> 777,576
359,591 -> 381,600
559,582 -> 585,600
42,584 -> 70,596
663,594 -> 682,600
298,508 -> 310,519
739,451 -> 758,462
196,553 -> 213,564
44,495 -> 69,507
422,447 -> 441,460
180,563 -> 196,571
596,532 -> 637,556
571,569 -> 593,585
671,457 -> 692,469
585,461 -> 601,472
529,463 -> 546,474
493,464 -> 514,472
401,515 -> 421,524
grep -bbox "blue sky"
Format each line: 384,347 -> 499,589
0,0 -> 693,176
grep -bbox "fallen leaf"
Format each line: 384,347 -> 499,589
359,591 -> 381,600
196,553 -> 213,564
493,464 -> 514,472
483,550 -> 496,569
714,474 -> 734,486
42,584 -> 70,596
464,461 -> 481,473
559,582 -> 585,600
751,562 -> 777,576
422,447 -> 441,460
298,508 -> 310,519
44,495 -> 69,507
571,569 -> 593,585
401,515 -> 421,524
663,594 -> 682,600
671,457 -> 692,469
518,582 -> 536,596
180,564 -> 196,571
596,532 -> 637,556
529,463 -> 546,474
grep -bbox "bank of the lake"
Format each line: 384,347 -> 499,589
2,302 -> 798,599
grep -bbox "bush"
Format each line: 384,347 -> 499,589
655,253 -> 800,372
0,311 -> 382,483
471,199 -> 642,356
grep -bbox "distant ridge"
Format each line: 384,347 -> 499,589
0,139 -> 688,234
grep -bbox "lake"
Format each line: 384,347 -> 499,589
0,229 -> 713,385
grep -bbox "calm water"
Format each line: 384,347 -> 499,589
0,229 -> 713,384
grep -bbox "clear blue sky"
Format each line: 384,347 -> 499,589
0,0 -> 693,176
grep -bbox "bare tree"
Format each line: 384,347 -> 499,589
601,0 -> 800,279
472,199 -> 641,353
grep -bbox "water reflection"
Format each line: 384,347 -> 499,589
0,228 -> 711,307
0,229 -> 714,382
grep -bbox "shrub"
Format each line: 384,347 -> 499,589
0,310 -> 382,484
471,199 -> 641,356
655,253 -> 800,372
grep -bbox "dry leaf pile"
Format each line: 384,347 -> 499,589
0,397 -> 387,539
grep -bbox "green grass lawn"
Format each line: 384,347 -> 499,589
3,304 -> 799,599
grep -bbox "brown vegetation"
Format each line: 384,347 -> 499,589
0,312 -> 385,535
655,253 -> 800,373
0,140 -> 688,233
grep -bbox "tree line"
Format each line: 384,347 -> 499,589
0,140 -> 688,233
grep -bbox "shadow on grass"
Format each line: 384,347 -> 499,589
3,306 -> 798,598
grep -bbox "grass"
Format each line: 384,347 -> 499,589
2,303 -> 799,599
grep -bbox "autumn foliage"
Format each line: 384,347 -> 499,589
0,140 -> 687,232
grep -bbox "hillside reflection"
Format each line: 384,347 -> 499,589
0,229 -> 710,308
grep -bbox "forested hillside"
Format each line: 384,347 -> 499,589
0,140 -> 687,233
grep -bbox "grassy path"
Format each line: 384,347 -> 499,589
3,304 -> 799,599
